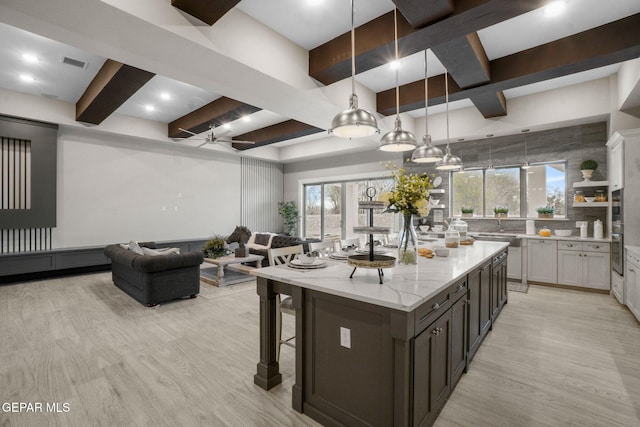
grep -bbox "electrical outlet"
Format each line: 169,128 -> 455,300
576,221 -> 587,228
340,327 -> 351,349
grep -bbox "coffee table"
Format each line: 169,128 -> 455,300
201,254 -> 264,287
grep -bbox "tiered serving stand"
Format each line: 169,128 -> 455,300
347,188 -> 396,284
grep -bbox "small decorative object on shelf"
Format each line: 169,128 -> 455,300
579,159 -> 598,181
226,225 -> 251,258
378,163 -> 433,265
574,190 -> 585,202
536,206 -> 555,219
595,190 -> 607,202
347,187 -> 395,284
494,206 -> 509,218
461,207 -> 474,217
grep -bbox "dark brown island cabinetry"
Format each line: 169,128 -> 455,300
491,250 -> 509,321
254,245 -> 509,427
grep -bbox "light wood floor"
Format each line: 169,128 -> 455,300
1,273 -> 639,426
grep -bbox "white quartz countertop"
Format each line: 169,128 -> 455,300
626,245 -> 640,257
251,240 -> 508,312
467,232 -> 611,242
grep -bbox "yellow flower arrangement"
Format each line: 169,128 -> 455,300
379,163 -> 433,217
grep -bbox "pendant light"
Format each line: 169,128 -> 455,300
435,70 -> 463,171
329,0 -> 379,139
487,144 -> 495,171
522,129 -> 531,169
411,50 -> 444,162
378,7 -> 417,152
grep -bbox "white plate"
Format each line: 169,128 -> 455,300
433,176 -> 442,187
289,259 -> 327,269
329,253 -> 349,260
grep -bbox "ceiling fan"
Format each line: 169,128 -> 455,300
176,125 -> 255,149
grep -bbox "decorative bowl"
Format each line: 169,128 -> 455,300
299,253 -> 317,264
435,247 -> 450,257
584,197 -> 596,203
554,229 -> 572,237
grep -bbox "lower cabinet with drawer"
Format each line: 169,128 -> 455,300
557,241 -> 610,290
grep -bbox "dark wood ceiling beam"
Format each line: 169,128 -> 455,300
171,0 -> 241,26
168,97 -> 261,138
431,32 -> 490,89
377,14 -> 640,115
470,91 -> 507,117
309,0 -> 548,85
76,59 -> 154,125
232,120 -> 324,151
393,0 -> 454,28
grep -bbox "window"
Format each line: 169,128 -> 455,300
525,163 -> 566,217
303,177 -> 394,240
450,162 -> 566,218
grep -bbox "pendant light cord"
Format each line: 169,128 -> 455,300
445,70 -> 450,147
394,7 -> 399,119
351,0 -> 355,97
424,50 -> 428,138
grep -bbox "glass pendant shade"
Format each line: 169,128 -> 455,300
330,94 -> 379,138
435,145 -> 463,170
378,117 -> 417,152
412,135 -> 444,163
329,0 -> 379,138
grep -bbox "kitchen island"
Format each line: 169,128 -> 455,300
252,240 -> 509,427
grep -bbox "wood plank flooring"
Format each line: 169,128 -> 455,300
0,273 -> 639,426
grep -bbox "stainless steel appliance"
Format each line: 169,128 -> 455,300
611,189 -> 623,276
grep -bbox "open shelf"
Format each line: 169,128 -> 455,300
572,202 -> 610,207
572,180 -> 608,188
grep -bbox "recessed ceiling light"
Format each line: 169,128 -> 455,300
388,60 -> 401,70
242,116 -> 251,122
160,92 -> 171,100
145,105 -> 155,112
223,123 -> 231,129
19,74 -> 35,82
544,1 -> 566,17
22,53 -> 39,63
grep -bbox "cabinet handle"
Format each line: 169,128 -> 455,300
432,329 -> 439,335
456,284 -> 465,293
437,328 -> 443,333
630,269 -> 635,273
567,244 -> 573,248
433,302 -> 440,310
584,254 -> 587,257
578,253 -> 582,257
593,245 -> 600,249
465,299 -> 471,304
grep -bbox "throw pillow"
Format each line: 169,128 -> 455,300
128,241 -> 144,255
141,247 -> 181,256
254,233 -> 271,246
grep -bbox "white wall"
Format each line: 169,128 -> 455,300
53,128 -> 242,248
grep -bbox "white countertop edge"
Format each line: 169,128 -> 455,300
626,245 -> 640,257
251,241 -> 509,312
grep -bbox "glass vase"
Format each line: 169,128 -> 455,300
398,212 -> 418,265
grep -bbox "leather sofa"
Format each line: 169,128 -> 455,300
104,243 -> 204,307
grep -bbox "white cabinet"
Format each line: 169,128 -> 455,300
557,241 -> 610,290
608,138 -> 623,191
507,246 -> 521,280
527,239 -> 557,284
626,249 -> 640,322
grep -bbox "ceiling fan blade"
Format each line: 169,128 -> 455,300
178,127 -> 199,136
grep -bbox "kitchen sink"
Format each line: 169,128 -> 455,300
472,234 -> 521,247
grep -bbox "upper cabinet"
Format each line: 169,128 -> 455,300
607,134 -> 624,190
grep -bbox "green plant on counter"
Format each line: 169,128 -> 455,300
202,235 -> 228,259
461,207 -> 474,214
536,206 -> 555,214
579,159 -> 598,170
493,206 -> 509,214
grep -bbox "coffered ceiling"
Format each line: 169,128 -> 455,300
0,0 -> 639,161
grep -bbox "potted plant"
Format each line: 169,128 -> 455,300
494,206 -> 509,218
579,159 -> 598,181
202,235 -> 228,259
536,206 -> 555,219
278,201 -> 299,236
461,207 -> 474,217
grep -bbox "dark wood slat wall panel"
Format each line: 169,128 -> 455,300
1,137 -> 31,210
171,0 -> 241,26
1,228 -> 52,253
